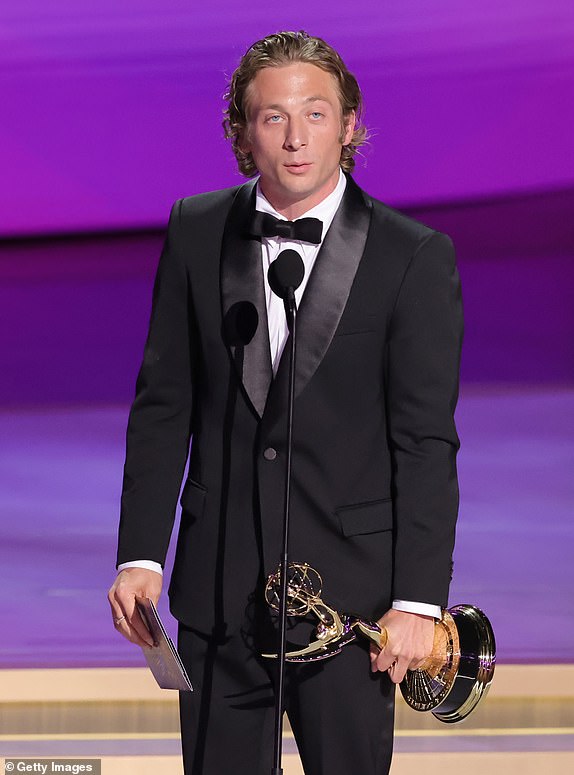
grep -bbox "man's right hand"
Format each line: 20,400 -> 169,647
107,568 -> 163,648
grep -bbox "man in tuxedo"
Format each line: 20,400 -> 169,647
108,31 -> 463,775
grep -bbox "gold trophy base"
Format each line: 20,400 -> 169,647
400,604 -> 496,723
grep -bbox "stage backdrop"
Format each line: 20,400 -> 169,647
0,1 -> 572,670
1,0 -> 573,236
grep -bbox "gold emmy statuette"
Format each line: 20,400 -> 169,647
262,562 -> 496,723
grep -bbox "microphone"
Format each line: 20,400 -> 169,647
266,249 -> 305,775
223,301 -> 259,347
268,249 -> 305,300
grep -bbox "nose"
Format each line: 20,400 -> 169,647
283,118 -> 307,151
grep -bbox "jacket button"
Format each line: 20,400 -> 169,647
263,447 -> 277,461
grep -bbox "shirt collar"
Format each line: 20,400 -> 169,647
255,168 -> 347,240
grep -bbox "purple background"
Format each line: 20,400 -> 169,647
1,1 -> 573,235
0,2 -> 573,667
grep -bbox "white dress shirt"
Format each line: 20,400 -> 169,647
259,167 -> 347,374
119,168 -> 441,620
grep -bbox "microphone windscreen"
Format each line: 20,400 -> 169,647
223,301 -> 259,346
268,249 -> 305,299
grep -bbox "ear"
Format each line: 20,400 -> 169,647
342,110 -> 356,146
238,126 -> 251,154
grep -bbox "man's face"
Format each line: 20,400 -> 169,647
241,62 -> 355,219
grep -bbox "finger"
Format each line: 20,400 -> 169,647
126,606 -> 155,647
116,619 -> 149,648
373,648 -> 397,674
109,606 -> 139,646
117,616 -> 153,648
110,604 -> 128,633
388,657 -> 409,684
111,589 -> 153,646
109,596 -> 153,648
111,604 -> 152,648
112,611 -> 127,628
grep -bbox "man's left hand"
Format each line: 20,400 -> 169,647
370,609 -> 435,684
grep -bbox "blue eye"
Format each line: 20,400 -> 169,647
310,112 -> 323,119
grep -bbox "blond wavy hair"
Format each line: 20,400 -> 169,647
223,31 -> 367,177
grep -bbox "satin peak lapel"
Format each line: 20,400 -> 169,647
264,177 -> 372,430
220,180 -> 272,418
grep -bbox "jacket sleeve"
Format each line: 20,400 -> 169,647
117,200 -> 195,567
387,231 -> 463,608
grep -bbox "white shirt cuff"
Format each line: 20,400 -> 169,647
392,599 -> 441,619
117,560 -> 163,576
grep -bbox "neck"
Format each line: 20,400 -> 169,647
260,171 -> 342,220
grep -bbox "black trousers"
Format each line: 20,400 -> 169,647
178,608 -> 395,775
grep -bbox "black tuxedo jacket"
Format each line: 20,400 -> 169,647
117,175 -> 463,634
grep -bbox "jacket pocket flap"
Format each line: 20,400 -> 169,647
336,498 -> 393,537
334,312 -> 377,337
180,478 -> 207,519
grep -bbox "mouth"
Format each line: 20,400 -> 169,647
284,163 -> 312,174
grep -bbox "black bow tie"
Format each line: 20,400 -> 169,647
249,211 -> 323,245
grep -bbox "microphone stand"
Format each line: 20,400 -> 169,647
272,286 -> 297,775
